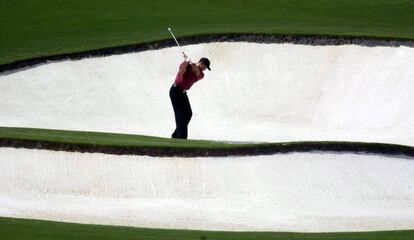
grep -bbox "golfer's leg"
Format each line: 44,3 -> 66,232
169,86 -> 181,138
180,94 -> 192,139
175,104 -> 188,139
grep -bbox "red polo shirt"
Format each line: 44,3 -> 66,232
174,61 -> 204,90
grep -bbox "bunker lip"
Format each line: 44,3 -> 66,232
1,138 -> 413,158
1,33 -> 414,73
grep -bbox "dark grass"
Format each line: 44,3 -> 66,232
1,0 -> 414,65
1,127 -> 413,157
1,217 -> 413,240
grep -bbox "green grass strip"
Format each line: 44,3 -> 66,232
1,127 -> 413,157
1,217 -> 413,240
0,126 -> 229,149
1,0 -> 414,65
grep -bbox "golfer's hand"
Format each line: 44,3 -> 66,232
182,52 -> 192,64
182,52 -> 188,60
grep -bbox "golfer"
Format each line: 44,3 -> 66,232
170,52 -> 211,139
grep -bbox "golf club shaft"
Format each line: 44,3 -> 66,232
168,28 -> 190,61
168,28 -> 182,49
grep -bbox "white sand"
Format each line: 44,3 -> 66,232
0,43 -> 413,144
0,148 -> 413,232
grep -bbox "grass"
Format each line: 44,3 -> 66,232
1,0 -> 414,65
1,217 -> 413,240
1,127 -> 413,157
0,126 -> 232,149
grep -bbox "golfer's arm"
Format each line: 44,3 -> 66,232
178,61 -> 188,75
190,63 -> 201,77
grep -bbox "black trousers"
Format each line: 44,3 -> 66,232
170,85 -> 192,139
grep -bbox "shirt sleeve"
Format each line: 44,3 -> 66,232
179,61 -> 187,69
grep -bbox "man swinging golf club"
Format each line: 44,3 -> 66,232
168,28 -> 211,139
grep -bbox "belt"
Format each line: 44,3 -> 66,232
173,84 -> 186,93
